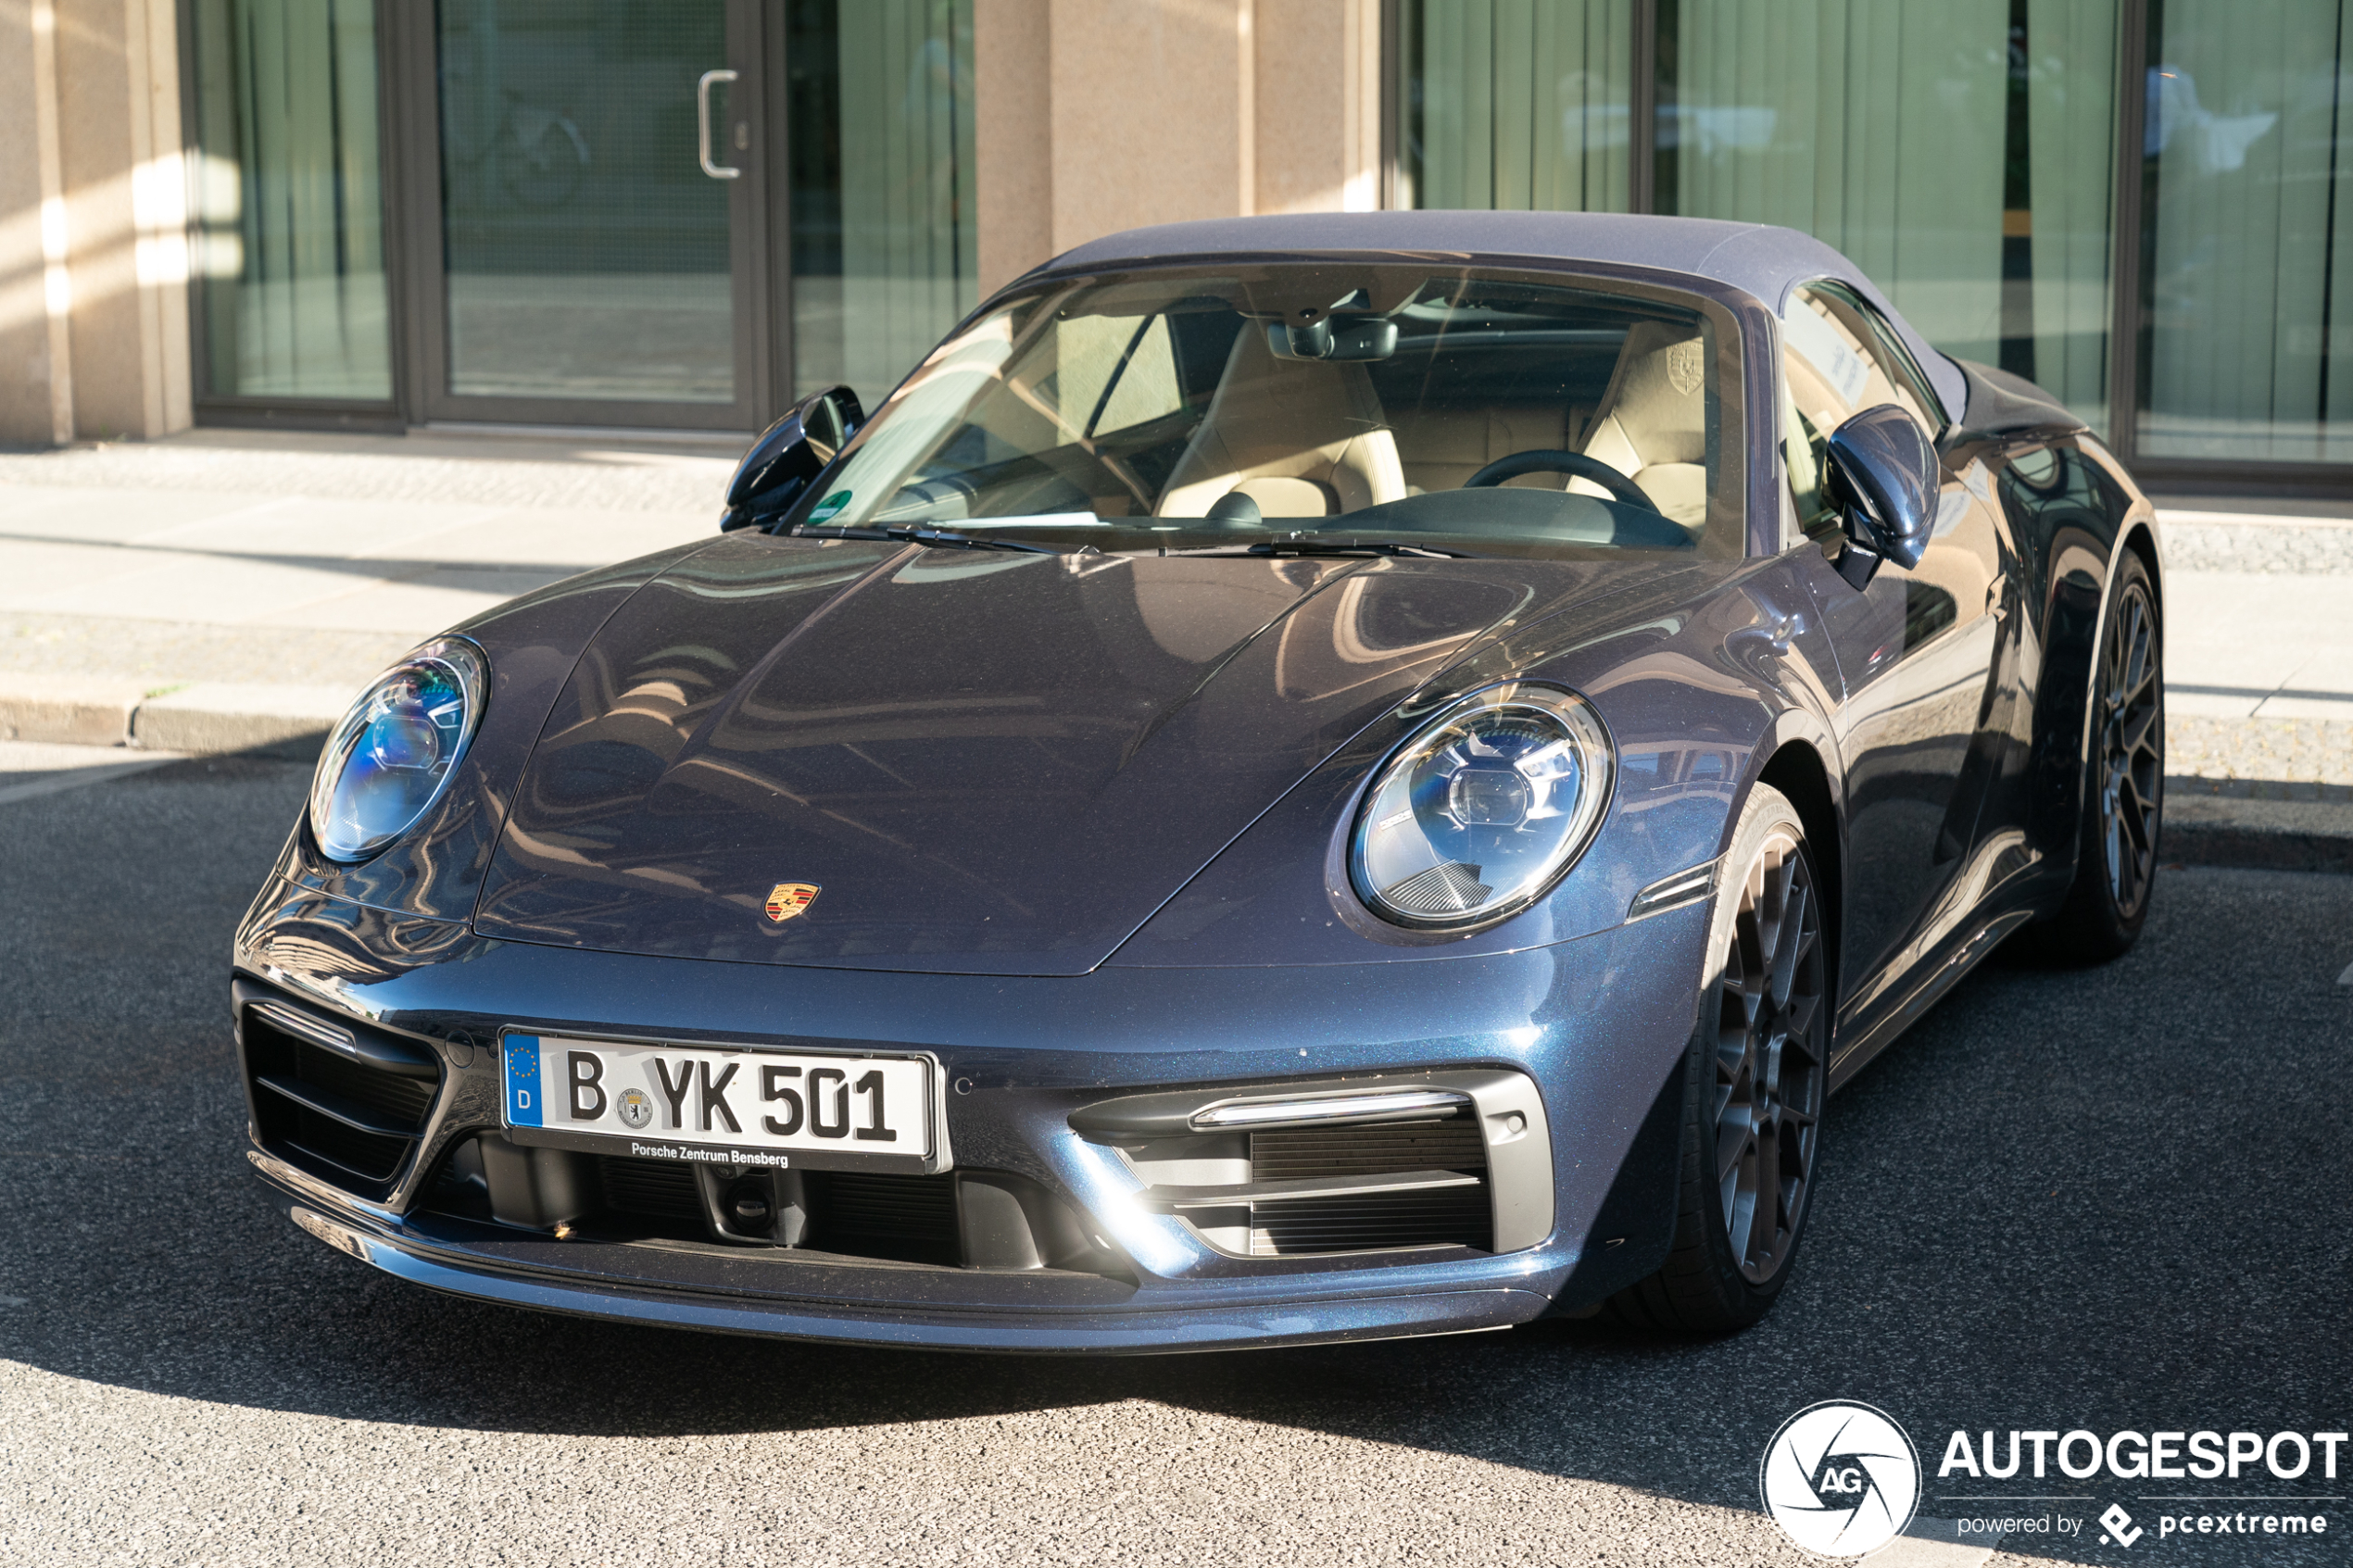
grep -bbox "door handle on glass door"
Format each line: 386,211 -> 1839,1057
698,69 -> 741,180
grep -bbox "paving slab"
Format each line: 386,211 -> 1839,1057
0,612 -> 417,689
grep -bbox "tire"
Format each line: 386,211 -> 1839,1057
1604,783 -> 1829,1336
2039,551 -> 2162,963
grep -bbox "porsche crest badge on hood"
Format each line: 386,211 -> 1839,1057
764,883 -> 820,923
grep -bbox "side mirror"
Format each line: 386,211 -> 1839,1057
720,385 -> 864,531
1822,404 -> 1937,589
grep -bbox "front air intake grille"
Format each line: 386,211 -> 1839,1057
241,994 -> 442,1198
598,1156 -> 704,1225
806,1171 -> 961,1266
1248,1120 -> 1491,1256
280,1040 -> 434,1127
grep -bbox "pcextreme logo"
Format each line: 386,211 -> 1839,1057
1760,1401 -> 1922,1557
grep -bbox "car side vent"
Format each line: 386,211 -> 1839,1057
238,988 -> 442,1199
1248,1121 -> 1491,1256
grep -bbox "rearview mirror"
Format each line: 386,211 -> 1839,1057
1822,404 -> 1937,589
721,385 -> 864,531
1264,317 -> 1398,362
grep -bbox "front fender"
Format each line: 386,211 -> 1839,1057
262,541 -> 722,922
1110,560 -> 1842,971
2005,437 -> 2155,886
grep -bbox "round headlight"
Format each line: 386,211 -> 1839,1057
1350,683 -> 1615,929
308,639 -> 487,862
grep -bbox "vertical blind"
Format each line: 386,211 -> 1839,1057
2027,2 -> 2119,430
188,0 -> 390,400
1406,1 -> 2121,436
1664,0 -> 2115,425
1403,0 -> 1632,213
835,0 -> 979,405
2142,0 -> 2353,461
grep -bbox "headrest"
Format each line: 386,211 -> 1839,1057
1592,322 -> 1706,468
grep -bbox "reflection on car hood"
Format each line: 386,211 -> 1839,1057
473,534 -> 1621,974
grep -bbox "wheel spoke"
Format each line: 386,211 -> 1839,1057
1751,1122 -> 1781,1268
1780,989 -> 1821,1047
2120,780 -> 2155,854
1718,1118 -> 1753,1185
1768,883 -> 1809,1009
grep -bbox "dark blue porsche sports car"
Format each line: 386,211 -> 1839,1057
236,212 -> 2163,1348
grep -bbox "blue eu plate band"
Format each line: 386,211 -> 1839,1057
504,1033 -> 544,1126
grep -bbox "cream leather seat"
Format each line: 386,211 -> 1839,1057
1569,321 -> 1709,532
1394,406 -> 1589,494
1156,328 -> 1406,518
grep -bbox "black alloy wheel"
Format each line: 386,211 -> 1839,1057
1714,827 -> 1827,1286
2041,551 -> 2162,962
1604,784 -> 1828,1335
2094,574 -> 2163,921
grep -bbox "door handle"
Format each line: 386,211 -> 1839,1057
698,69 -> 740,180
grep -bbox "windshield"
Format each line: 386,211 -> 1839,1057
786,263 -> 1746,558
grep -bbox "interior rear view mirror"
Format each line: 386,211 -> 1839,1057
721,385 -> 865,531
1823,404 -> 1937,588
1265,317 -> 1399,362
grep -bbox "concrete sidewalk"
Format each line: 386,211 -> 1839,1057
0,428 -> 727,749
0,432 -> 2347,864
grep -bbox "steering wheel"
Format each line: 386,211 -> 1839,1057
1462,449 -> 1661,514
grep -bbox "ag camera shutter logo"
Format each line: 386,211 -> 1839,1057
1761,1401 -> 1922,1556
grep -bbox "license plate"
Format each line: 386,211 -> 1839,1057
499,1033 -> 937,1168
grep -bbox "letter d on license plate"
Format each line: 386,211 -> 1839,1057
499,1033 -> 937,1169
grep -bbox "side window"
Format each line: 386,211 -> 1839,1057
1778,283 -> 1943,544
1041,314 -> 1183,445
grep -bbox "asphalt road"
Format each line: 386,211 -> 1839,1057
2,753 -> 2348,1568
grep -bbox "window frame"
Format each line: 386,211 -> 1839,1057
1775,278 -> 1954,552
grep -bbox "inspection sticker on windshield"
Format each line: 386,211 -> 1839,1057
809,490 -> 853,523
499,1032 -> 936,1167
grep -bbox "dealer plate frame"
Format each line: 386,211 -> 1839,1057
497,1028 -> 951,1175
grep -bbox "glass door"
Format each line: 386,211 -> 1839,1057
412,0 -> 766,428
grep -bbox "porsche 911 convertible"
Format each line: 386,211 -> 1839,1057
235,212 -> 2162,1348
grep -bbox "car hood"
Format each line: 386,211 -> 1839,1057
472,534 -> 1626,974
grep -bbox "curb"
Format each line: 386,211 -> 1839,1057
2164,781 -> 2353,875
0,676 -> 351,757
2165,822 -> 2353,875
2155,827 -> 2353,879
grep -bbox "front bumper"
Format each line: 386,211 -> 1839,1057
266,1152 -> 1547,1352
235,879 -> 1709,1351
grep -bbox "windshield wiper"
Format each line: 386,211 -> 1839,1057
1170,538 -> 1488,560
790,523 -> 1060,555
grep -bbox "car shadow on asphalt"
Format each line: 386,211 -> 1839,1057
2,756 -> 2347,1565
